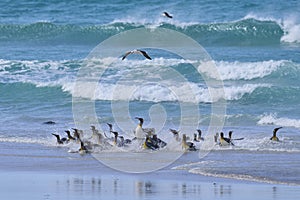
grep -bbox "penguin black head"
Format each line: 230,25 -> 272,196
107,123 -> 113,129
220,132 -> 224,138
228,131 -> 233,139
135,117 -> 144,125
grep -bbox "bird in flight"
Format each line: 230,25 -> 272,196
122,49 -> 152,60
162,11 -> 173,19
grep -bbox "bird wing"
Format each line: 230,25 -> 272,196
223,137 -> 232,144
232,137 -> 244,140
139,50 -> 152,60
163,12 -> 173,18
122,51 -> 132,60
223,138 -> 230,144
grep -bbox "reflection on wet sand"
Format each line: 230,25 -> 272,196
213,183 -> 232,197
56,176 -> 207,197
51,175 -> 299,200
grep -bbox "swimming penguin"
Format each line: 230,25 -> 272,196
228,131 -> 233,140
106,123 -> 131,144
214,133 -> 219,144
43,121 -> 56,125
111,131 -> 120,146
72,128 -> 81,140
65,130 -> 76,141
107,123 -> 113,133
124,137 -> 132,144
143,135 -> 160,150
151,134 -> 167,148
91,125 -> 104,144
182,134 -> 197,151
118,136 -> 131,147
78,140 -> 89,154
193,133 -> 199,142
105,123 -> 114,139
219,132 -> 234,146
270,127 -> 282,142
196,129 -> 204,141
169,128 -> 180,142
52,133 -> 67,145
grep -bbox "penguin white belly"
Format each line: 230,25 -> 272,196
135,126 -> 145,139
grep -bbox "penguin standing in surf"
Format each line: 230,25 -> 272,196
182,134 -> 197,151
270,127 -> 282,142
134,117 -> 155,139
219,132 -> 234,146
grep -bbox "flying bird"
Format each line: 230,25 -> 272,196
122,49 -> 152,60
162,11 -> 173,19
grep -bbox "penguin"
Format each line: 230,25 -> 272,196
270,127 -> 282,142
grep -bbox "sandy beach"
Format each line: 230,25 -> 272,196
1,166 -> 300,200
0,142 -> 299,200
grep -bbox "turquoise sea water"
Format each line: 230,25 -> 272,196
0,0 -> 300,186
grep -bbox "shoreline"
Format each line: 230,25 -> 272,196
0,139 -> 299,199
1,169 -> 299,200
0,141 -> 299,186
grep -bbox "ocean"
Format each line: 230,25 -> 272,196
0,0 -> 300,188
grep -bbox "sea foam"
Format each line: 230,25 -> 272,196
258,113 -> 300,129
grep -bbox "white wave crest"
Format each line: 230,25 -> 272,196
189,168 -> 290,185
281,16 -> 300,43
258,113 -> 300,129
199,60 -> 286,80
64,79 -> 267,103
243,13 -> 300,44
1,58 -> 277,103
0,59 -> 78,86
224,84 -> 269,100
0,135 -> 55,146
109,15 -> 198,28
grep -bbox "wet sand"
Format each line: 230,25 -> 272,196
0,142 -> 300,199
1,170 -> 300,200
